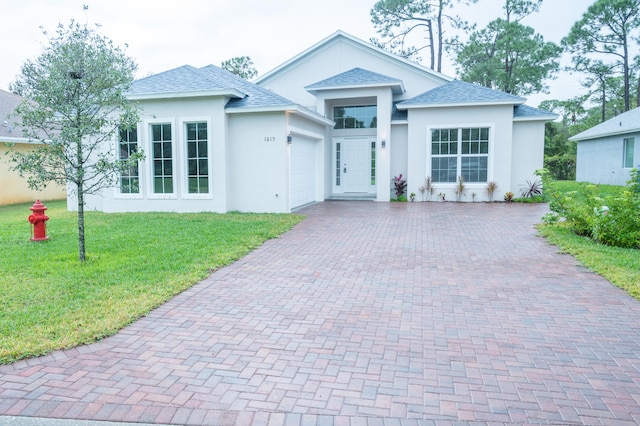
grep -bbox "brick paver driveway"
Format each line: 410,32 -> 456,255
2,201 -> 640,425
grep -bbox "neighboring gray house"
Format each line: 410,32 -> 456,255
571,107 -> 640,186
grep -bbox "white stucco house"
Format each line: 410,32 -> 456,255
79,31 -> 556,213
571,107 -> 639,186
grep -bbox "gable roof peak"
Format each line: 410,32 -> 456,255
255,30 -> 452,85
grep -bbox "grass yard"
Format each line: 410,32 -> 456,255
0,201 -> 303,364
539,180 -> 640,300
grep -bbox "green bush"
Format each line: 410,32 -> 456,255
538,169 -> 640,249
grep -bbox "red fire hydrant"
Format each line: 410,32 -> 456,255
28,200 -> 49,242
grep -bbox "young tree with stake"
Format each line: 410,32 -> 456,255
9,20 -> 142,261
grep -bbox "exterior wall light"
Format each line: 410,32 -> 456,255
381,139 -> 386,148
287,134 -> 293,144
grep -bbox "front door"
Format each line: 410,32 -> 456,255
342,138 -> 371,193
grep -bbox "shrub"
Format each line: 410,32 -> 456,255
392,174 -> 407,198
537,168 -> 640,249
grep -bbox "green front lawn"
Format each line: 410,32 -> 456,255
539,180 -> 640,300
0,201 -> 303,364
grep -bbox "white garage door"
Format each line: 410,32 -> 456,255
290,136 -> 317,209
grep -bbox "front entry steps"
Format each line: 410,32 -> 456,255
327,194 -> 376,201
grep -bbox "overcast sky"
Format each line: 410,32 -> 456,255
1,0 -> 616,108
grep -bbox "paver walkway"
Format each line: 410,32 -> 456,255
1,201 -> 640,425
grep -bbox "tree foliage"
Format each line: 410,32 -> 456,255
451,0 -> 561,95
370,0 -> 475,71
220,56 -> 258,80
562,0 -> 640,113
9,20 -> 141,261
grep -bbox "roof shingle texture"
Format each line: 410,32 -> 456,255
513,104 -> 557,119
570,107 -> 640,141
0,89 -> 26,139
306,68 -> 402,90
399,80 -> 525,106
128,65 -> 297,109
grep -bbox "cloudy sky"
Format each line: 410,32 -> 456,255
1,0 -> 608,107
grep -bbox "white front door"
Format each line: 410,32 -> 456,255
341,138 -> 372,193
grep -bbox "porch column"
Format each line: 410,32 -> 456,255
377,90 -> 392,202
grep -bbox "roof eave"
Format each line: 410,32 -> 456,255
0,136 -> 41,144
397,100 -> 525,110
127,89 -> 246,101
225,104 -> 334,126
305,82 -> 405,95
569,128 -> 640,142
514,113 -> 559,122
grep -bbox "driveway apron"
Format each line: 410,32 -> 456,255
1,202 -> 640,424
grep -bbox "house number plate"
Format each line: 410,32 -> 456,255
264,136 -> 276,142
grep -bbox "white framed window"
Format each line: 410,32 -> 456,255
623,137 -> 635,168
430,127 -> 490,183
181,118 -> 212,198
148,121 -> 176,198
117,126 -> 141,197
333,105 -> 377,129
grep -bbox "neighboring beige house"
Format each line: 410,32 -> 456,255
0,89 -> 66,206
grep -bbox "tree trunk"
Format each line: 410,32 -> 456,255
436,0 -> 443,73
623,42 -> 630,112
601,79 -> 606,122
427,20 -> 435,70
637,72 -> 640,108
77,182 -> 86,262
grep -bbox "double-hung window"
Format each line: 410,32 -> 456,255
118,127 -> 140,194
623,137 -> 635,168
151,123 -> 173,194
431,127 -> 489,183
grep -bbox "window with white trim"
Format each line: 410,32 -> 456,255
333,105 -> 377,129
151,123 -> 173,194
623,137 -> 635,168
431,127 -> 489,183
186,122 -> 209,193
118,127 -> 139,194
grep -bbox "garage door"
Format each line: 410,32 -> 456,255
290,136 -> 317,209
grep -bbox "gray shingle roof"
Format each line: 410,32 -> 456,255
569,107 -> 640,141
513,104 -> 558,121
199,65 -> 298,109
392,101 -> 408,121
0,89 -> 26,139
0,89 -> 48,141
128,65 -> 242,97
398,80 -> 525,107
305,68 -> 404,94
127,65 -> 298,110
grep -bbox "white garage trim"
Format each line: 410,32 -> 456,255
289,135 -> 318,209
